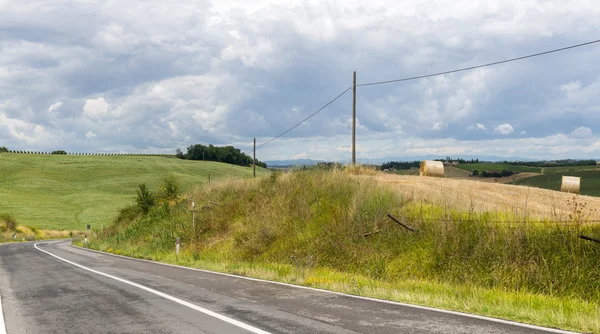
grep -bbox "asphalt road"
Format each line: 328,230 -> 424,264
0,241 -> 575,334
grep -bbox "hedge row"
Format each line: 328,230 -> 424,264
4,151 -> 175,156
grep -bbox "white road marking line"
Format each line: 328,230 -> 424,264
70,242 -> 579,334
0,283 -> 6,334
34,242 -> 270,334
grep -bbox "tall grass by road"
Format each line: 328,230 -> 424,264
84,169 -> 600,333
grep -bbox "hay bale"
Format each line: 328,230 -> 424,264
420,160 -> 444,177
561,176 -> 580,194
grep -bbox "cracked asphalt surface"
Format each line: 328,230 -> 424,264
0,241 -> 572,333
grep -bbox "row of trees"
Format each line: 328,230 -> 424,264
472,169 -> 515,178
380,158 -> 483,170
436,157 -> 481,164
506,159 -> 597,167
177,144 -> 267,168
0,149 -> 174,156
380,161 -> 421,170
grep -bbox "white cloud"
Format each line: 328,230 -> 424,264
571,126 -> 593,138
560,81 -> 581,94
520,130 -> 526,135
468,123 -> 487,131
433,122 -> 447,130
48,102 -> 62,113
83,98 -> 109,119
494,123 -> 514,135
85,131 -> 97,139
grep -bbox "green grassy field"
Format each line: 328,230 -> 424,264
455,163 -> 542,173
514,165 -> 600,197
0,154 -> 269,230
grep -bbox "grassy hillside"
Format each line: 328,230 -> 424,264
84,170 -> 600,333
514,165 -> 600,197
0,154 -> 269,230
455,163 -> 542,173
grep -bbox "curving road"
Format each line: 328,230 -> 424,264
0,241 -> 576,334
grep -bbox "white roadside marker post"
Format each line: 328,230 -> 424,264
191,201 -> 195,232
86,224 -> 90,244
176,237 -> 180,261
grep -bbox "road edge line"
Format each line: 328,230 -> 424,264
34,242 -> 270,334
0,282 -> 6,334
68,243 -> 579,334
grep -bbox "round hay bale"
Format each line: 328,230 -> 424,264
420,160 -> 444,177
561,176 -> 580,194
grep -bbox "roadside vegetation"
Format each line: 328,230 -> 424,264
0,153 -> 269,230
82,169 -> 600,333
0,213 -> 72,243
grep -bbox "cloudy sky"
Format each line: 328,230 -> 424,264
1,0 -> 600,161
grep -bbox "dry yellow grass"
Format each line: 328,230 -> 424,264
0,221 -> 73,242
373,173 -> 600,221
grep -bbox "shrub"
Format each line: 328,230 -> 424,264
0,213 -> 17,231
0,146 -> 8,153
472,170 -> 479,176
52,150 -> 67,155
161,175 -> 180,200
136,184 -> 155,213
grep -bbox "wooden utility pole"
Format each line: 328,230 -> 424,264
253,138 -> 256,178
352,71 -> 357,166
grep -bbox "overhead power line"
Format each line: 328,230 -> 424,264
248,39 -> 600,154
357,39 -> 600,87
254,87 -> 352,150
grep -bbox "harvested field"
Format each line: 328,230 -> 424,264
374,173 -> 600,221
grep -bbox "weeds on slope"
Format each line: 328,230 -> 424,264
84,169 -> 600,332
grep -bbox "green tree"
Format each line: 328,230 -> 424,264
51,150 -> 67,155
136,184 -> 155,213
0,147 -> 8,153
472,170 -> 479,176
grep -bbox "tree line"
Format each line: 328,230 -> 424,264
177,144 -> 267,168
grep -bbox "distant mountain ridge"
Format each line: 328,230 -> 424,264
265,159 -> 325,166
265,156 -> 598,167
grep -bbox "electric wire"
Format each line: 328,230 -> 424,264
252,87 -> 352,152
247,39 -> 600,155
357,39 -> 600,87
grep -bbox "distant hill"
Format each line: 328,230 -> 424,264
0,154 -> 269,230
265,159 -> 325,166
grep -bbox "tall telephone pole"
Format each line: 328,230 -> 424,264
253,138 -> 256,178
352,71 -> 357,166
